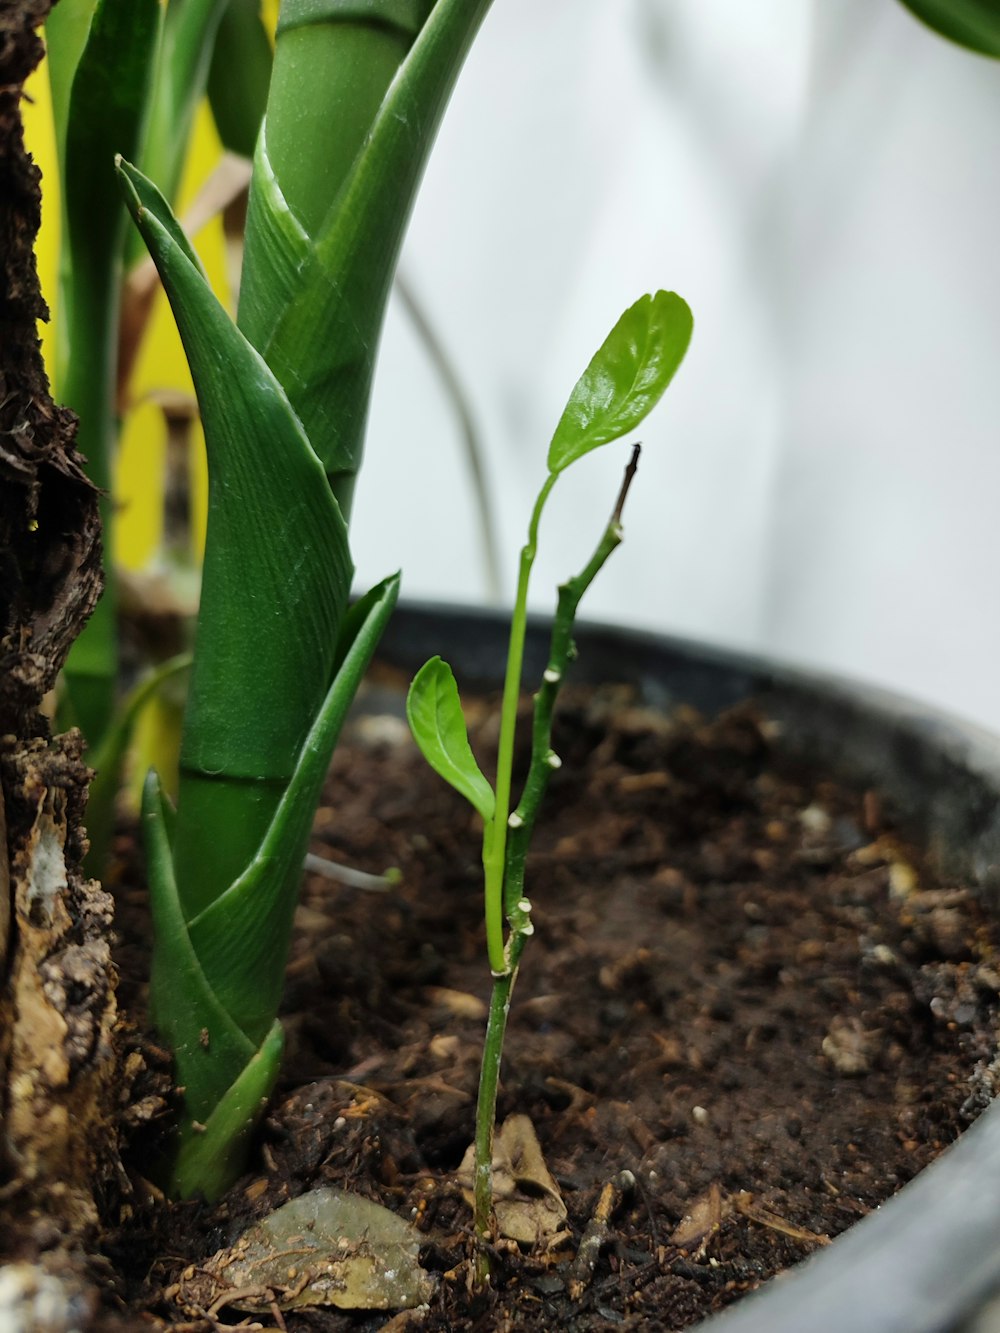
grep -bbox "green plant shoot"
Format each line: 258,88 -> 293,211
407,290 -> 693,1274
117,0 -> 493,1200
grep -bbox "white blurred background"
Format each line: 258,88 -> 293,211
351,0 -> 1000,730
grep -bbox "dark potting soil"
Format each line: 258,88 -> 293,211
100,674 -> 1000,1331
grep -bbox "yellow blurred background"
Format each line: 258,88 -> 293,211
22,2 -> 281,572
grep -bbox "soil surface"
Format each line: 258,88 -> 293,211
99,673 -> 1000,1331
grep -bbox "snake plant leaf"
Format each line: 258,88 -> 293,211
145,573 -> 399,1193
206,0 -> 273,158
407,658 -> 496,823
238,0 -> 494,515
84,653 -> 191,877
143,770 -> 261,1117
127,0 -> 232,261
45,0 -> 100,168
895,0 -> 1000,55
52,0 -> 160,748
547,292 -> 693,476
171,1020 -> 284,1201
182,571 -> 401,1046
57,0 -> 160,421
119,156 -> 353,913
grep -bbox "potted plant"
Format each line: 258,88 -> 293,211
3,0 -> 1000,1329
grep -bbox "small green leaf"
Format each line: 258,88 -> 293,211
547,291 -> 693,475
895,0 -> 1000,56
407,658 -> 495,822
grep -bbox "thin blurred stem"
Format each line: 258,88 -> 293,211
395,272 -> 502,603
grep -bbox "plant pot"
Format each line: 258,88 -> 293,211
6,599 -> 998,1333
374,601 -> 1000,1333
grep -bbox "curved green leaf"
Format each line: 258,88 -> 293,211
144,573 -> 400,1195
143,770 -> 259,1120
54,0 -> 160,748
547,291 -> 693,476
895,0 -> 1000,56
119,156 -> 352,916
238,0 -> 495,515
172,1020 -> 284,1201
184,571 -> 401,1047
207,0 -> 273,158
407,658 -> 495,822
84,653 -> 191,877
126,0 -> 231,265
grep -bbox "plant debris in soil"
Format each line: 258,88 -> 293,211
98,676 -> 1000,1331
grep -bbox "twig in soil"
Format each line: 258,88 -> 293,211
567,1169 -> 636,1300
631,1169 -> 660,1250
733,1192 -> 830,1247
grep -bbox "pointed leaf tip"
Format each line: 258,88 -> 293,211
407,658 -> 495,822
547,291 -> 693,475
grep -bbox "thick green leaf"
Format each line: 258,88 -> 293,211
207,0 -> 273,158
143,770 -> 259,1119
127,0 -> 231,258
45,0 -> 99,167
238,0 -> 495,515
119,157 -> 352,916
407,658 -> 495,822
171,1020 -> 284,1201
895,0 -> 1000,56
145,573 -> 399,1196
56,0 -> 160,749
182,571 -> 401,1047
547,292 -> 693,476
277,0 -> 433,37
62,0 -> 160,282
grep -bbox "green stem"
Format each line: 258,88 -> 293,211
396,272 -> 502,602
482,473 -> 556,973
472,928 -> 528,1282
472,447 -> 642,1276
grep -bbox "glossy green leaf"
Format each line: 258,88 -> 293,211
238,0 -> 495,515
62,0 -> 160,277
207,0 -> 273,158
144,573 -> 399,1194
171,1020 -> 284,1201
143,770 -> 260,1120
407,658 -> 495,822
182,572 -> 401,1049
126,0 -> 231,265
55,0 -> 160,748
119,157 -> 352,916
895,0 -> 1000,56
547,291 -> 693,476
45,0 -> 99,167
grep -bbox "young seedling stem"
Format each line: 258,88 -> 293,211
407,291 -> 694,1287
472,446 -> 642,1275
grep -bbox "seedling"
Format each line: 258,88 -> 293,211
407,291 -> 693,1275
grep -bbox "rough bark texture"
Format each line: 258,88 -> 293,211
0,0 -> 116,1280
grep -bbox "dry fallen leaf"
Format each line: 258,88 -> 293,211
183,1187 -> 434,1314
458,1114 -> 569,1249
669,1181 -> 726,1256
